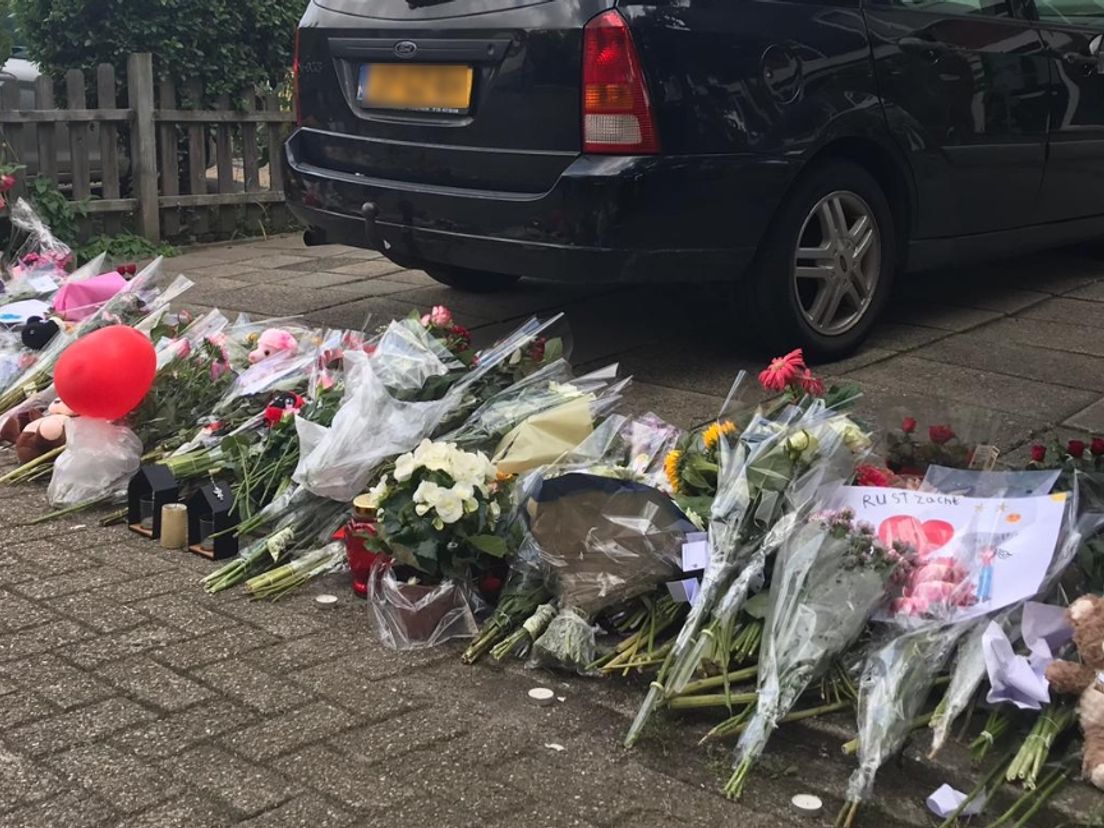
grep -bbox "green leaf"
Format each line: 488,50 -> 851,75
467,534 -> 508,558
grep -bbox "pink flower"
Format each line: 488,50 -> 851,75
175,339 -> 191,359
421,305 -> 453,327
758,348 -> 805,393
0,174 -> 16,192
798,368 -> 825,397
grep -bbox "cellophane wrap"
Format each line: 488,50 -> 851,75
369,564 -> 479,650
46,418 -> 142,507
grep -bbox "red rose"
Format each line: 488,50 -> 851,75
126,263 -> 137,275
1029,444 -> 1046,463
1092,438 -> 1104,457
901,417 -> 917,434
1068,439 -> 1087,458
116,265 -> 126,275
929,425 -> 955,445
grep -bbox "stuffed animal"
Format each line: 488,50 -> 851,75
1045,594 -> 1104,788
14,399 -> 75,464
248,328 -> 298,364
21,316 -> 60,350
0,404 -> 44,445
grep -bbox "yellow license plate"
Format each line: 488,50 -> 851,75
358,63 -> 473,113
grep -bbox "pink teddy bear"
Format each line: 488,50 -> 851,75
248,329 -> 298,364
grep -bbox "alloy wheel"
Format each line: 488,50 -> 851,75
792,190 -> 881,337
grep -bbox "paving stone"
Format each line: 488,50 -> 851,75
192,660 -> 313,714
109,698 -> 258,760
0,590 -> 60,632
287,649 -> 445,710
617,381 -> 727,430
1019,296 -> 1104,329
327,259 -> 406,278
274,255 -> 365,273
116,793 -> 234,828
6,696 -> 156,756
47,742 -> 183,814
11,565 -> 132,601
304,297 -> 468,332
274,269 -> 362,289
916,333 -> 1104,392
326,705 -> 468,763
0,654 -> 114,711
383,268 -> 438,287
312,278 -> 419,300
235,793 -> 355,828
43,591 -> 148,635
846,354 -> 1098,422
0,691 -> 58,730
963,315 -> 1104,358
396,282 -> 602,322
221,700 -> 359,761
865,322 -> 949,351
160,744 -> 298,817
65,623 -> 189,669
0,620 -> 94,664
272,743 -> 410,812
0,743 -> 68,811
99,655 -> 214,712
236,254 -> 314,270
199,282 -> 356,315
209,597 -> 325,639
244,632 -> 355,674
1,786 -> 116,828
84,573 -> 181,605
130,592 -> 237,635
1064,397 -> 1104,433
882,300 -> 1002,332
149,624 -> 279,671
1065,279 -> 1104,302
184,261 -> 277,280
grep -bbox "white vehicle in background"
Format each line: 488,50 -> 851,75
0,15 -> 110,182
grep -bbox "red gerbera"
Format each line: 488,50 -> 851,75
798,368 -> 825,397
855,464 -> 892,487
758,348 -> 805,393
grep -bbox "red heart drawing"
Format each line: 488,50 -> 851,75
879,515 -> 955,556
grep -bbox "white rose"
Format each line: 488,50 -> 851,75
393,452 -> 416,482
434,488 -> 464,524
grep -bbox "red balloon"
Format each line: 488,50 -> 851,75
55,325 -> 156,419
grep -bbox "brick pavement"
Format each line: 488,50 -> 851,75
3,235 -> 1104,826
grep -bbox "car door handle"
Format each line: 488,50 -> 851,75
897,36 -> 953,61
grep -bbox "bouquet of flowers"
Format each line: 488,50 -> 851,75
295,315 -> 556,501
626,395 -> 866,746
3,198 -> 74,295
726,506 -> 916,798
360,438 -> 511,577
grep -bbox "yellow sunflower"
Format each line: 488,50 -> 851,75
702,420 -> 738,452
664,449 -> 684,494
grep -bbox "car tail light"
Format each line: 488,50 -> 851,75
582,10 -> 659,154
293,28 -> 302,126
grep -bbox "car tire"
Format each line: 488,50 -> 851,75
738,159 -> 896,362
426,266 -> 522,293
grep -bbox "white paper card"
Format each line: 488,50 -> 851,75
667,577 -> 701,605
0,298 -> 50,325
28,274 -> 58,293
833,486 -> 1068,625
680,539 -> 710,573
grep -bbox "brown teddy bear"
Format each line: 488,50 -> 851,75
1044,594 -> 1104,789
0,404 -> 44,445
11,399 -> 75,464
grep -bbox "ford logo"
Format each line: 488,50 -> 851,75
394,41 -> 418,59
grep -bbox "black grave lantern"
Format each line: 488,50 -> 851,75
186,478 -> 238,560
127,464 -> 179,539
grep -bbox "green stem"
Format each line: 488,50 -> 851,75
0,445 -> 65,484
666,692 -> 758,710
671,666 -> 759,698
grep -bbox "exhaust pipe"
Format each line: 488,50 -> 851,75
303,227 -> 327,247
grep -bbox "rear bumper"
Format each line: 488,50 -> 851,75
284,129 -> 792,283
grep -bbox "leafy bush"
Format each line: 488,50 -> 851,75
15,0 -> 302,102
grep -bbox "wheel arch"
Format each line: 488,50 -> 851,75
795,136 -> 916,270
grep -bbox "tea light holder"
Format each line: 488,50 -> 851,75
186,479 -> 238,560
127,464 -> 179,540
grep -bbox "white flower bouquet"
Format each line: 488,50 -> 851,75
365,438 -> 511,578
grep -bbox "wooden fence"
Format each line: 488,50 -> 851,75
0,53 -> 295,242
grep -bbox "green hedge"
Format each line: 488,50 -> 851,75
15,0 -> 303,101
